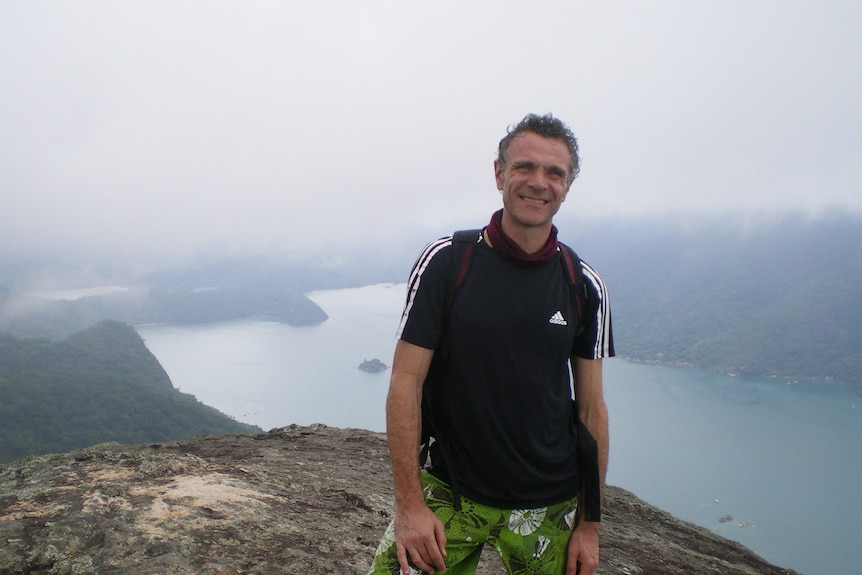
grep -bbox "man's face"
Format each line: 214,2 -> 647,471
494,132 -> 573,232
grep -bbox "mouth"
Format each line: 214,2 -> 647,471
521,195 -> 548,205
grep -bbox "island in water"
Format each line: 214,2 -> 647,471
358,358 -> 388,373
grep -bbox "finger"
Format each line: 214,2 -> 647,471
398,542 -> 433,575
567,555 -> 590,575
414,545 -> 446,573
395,542 -> 412,575
402,545 -> 437,575
577,556 -> 599,575
434,520 -> 448,558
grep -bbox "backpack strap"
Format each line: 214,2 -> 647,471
432,229 -> 481,343
561,243 -> 601,521
559,242 -> 589,337
452,229 -> 482,290
573,400 -> 602,522
419,229 -> 481,510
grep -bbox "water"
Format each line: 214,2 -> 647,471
137,284 -> 404,432
603,360 -> 862,575
137,284 -> 861,575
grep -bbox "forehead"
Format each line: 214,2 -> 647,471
505,132 -> 572,168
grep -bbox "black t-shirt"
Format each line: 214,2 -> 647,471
397,233 -> 614,508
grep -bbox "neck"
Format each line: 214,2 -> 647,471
500,210 -> 553,254
483,209 -> 560,267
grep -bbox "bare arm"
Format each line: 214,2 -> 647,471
574,357 -> 609,495
385,339 -> 447,573
566,356 -> 609,575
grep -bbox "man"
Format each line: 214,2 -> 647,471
369,113 -> 614,575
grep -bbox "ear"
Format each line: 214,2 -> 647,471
494,160 -> 504,190
561,183 -> 572,203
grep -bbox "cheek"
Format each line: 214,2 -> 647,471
495,169 -> 507,191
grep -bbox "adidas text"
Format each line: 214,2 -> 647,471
549,311 -> 567,326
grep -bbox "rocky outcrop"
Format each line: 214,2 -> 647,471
0,425 -> 798,575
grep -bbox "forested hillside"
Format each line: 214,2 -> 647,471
562,211 -> 861,391
0,321 -> 259,463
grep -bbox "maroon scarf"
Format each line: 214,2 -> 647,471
484,209 -> 559,267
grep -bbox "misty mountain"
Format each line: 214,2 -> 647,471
0,211 -> 858,391
561,211 -> 862,391
0,257 -> 340,340
0,320 -> 260,463
141,254 -> 356,293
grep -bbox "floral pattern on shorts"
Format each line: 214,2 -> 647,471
367,472 -> 579,575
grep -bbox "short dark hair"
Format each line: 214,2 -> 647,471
497,113 -> 580,183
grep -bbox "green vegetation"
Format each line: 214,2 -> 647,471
577,212 -> 862,392
0,320 -> 260,463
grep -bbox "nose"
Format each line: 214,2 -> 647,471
528,168 -> 551,190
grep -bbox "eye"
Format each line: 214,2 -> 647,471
547,167 -> 567,182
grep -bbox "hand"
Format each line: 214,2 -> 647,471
394,503 -> 448,574
566,521 -> 599,575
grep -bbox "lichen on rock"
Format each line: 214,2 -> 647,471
0,425 -> 799,575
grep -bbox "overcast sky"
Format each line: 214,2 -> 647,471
2,0 -> 860,265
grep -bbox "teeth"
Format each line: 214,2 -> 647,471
523,196 -> 546,204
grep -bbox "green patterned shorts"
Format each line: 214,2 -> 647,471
368,472 -> 579,575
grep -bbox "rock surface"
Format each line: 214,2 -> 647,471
0,425 -> 799,575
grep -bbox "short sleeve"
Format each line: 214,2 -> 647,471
395,237 -> 455,351
572,260 -> 615,359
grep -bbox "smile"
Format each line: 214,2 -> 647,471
521,196 -> 548,205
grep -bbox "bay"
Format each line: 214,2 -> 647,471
137,283 -> 861,575
137,283 -> 405,432
603,360 -> 861,575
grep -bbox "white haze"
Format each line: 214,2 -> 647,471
1,0 -> 860,270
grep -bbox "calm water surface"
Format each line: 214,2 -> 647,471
137,284 -> 861,575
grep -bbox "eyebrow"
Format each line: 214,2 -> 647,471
512,160 -> 568,178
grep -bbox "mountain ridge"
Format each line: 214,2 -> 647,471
0,212 -> 858,389
558,211 -> 862,392
0,321 -> 259,463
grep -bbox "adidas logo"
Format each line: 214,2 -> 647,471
548,311 -> 568,326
